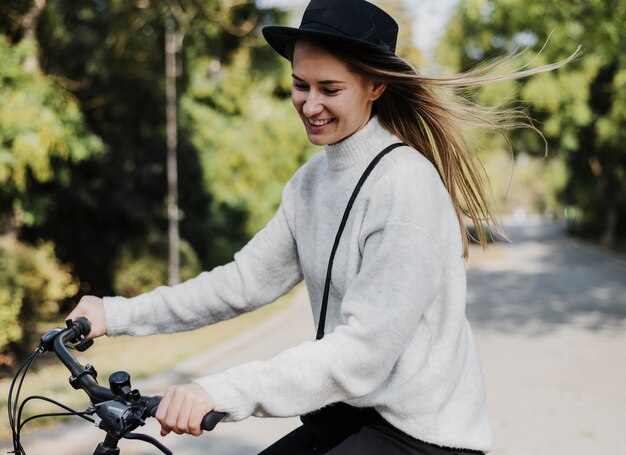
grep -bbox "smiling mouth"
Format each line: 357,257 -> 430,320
307,118 -> 334,127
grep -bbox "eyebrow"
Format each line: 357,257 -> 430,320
291,74 -> 346,85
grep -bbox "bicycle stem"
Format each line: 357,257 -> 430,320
53,323 -> 116,402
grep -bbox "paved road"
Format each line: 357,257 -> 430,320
4,221 -> 625,454
466,222 -> 626,455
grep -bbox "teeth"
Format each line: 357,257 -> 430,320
309,118 -> 332,126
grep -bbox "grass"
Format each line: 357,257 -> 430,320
0,290 -> 297,440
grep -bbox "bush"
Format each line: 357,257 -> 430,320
0,236 -> 78,366
112,234 -> 202,297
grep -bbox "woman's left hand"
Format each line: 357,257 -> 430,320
156,383 -> 215,436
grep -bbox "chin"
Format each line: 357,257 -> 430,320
307,134 -> 329,146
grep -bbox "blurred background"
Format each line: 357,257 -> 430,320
1,0 -> 625,453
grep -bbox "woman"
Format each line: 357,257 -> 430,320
68,0 -> 577,453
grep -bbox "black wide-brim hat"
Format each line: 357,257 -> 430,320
262,0 -> 399,60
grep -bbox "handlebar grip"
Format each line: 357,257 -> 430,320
64,316 -> 92,342
74,317 -> 92,337
146,396 -> 226,431
201,411 -> 226,431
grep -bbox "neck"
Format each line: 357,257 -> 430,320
324,116 -> 397,171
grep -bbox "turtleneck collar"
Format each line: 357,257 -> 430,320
324,116 -> 399,171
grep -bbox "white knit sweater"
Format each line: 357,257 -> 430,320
104,117 -> 492,452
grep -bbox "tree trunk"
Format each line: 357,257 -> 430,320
599,171 -> 620,247
165,16 -> 180,285
22,0 -> 46,73
600,203 -> 617,247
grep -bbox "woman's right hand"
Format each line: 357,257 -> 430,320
66,295 -> 107,339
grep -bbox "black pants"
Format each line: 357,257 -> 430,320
259,403 -> 485,455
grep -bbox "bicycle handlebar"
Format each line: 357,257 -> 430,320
53,318 -> 226,432
53,321 -> 116,402
144,396 -> 226,431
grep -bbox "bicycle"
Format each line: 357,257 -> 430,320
7,317 -> 225,454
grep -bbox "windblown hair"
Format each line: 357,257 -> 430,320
291,39 -> 579,258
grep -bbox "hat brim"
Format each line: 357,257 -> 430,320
262,25 -> 395,60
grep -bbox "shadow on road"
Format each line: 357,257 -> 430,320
466,223 -> 626,335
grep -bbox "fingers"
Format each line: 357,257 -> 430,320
188,403 -> 207,436
66,295 -> 107,339
176,397 -> 195,435
156,386 -> 175,436
156,384 -> 215,437
163,386 -> 185,435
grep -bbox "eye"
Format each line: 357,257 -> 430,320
323,88 -> 340,95
293,82 -> 309,91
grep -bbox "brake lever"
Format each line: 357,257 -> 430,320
63,338 -> 94,352
75,338 -> 94,352
123,432 -> 173,455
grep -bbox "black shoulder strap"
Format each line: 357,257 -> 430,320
316,142 -> 405,340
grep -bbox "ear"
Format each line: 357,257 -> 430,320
369,82 -> 387,101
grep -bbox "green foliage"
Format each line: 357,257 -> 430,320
0,237 -> 77,363
182,48 -> 316,236
0,37 -> 103,225
439,0 -> 626,242
112,234 -> 201,297
0,33 -> 102,358
0,0 -> 306,337
10,0 -> 289,295
482,149 -> 567,216
0,286 -> 21,357
0,0 -> 309,367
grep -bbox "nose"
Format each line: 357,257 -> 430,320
302,91 -> 323,117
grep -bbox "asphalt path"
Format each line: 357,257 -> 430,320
467,221 -> 626,454
3,221 -> 625,454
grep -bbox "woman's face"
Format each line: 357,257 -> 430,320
291,40 -> 385,146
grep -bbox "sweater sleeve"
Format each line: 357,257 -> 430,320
103,185 -> 303,337
194,168 -> 446,420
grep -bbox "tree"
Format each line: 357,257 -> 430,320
2,0 -> 302,297
0,36 -> 103,232
181,45 -> 316,238
0,34 -> 98,363
439,0 -> 626,244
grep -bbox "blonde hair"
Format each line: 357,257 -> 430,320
297,39 -> 580,257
